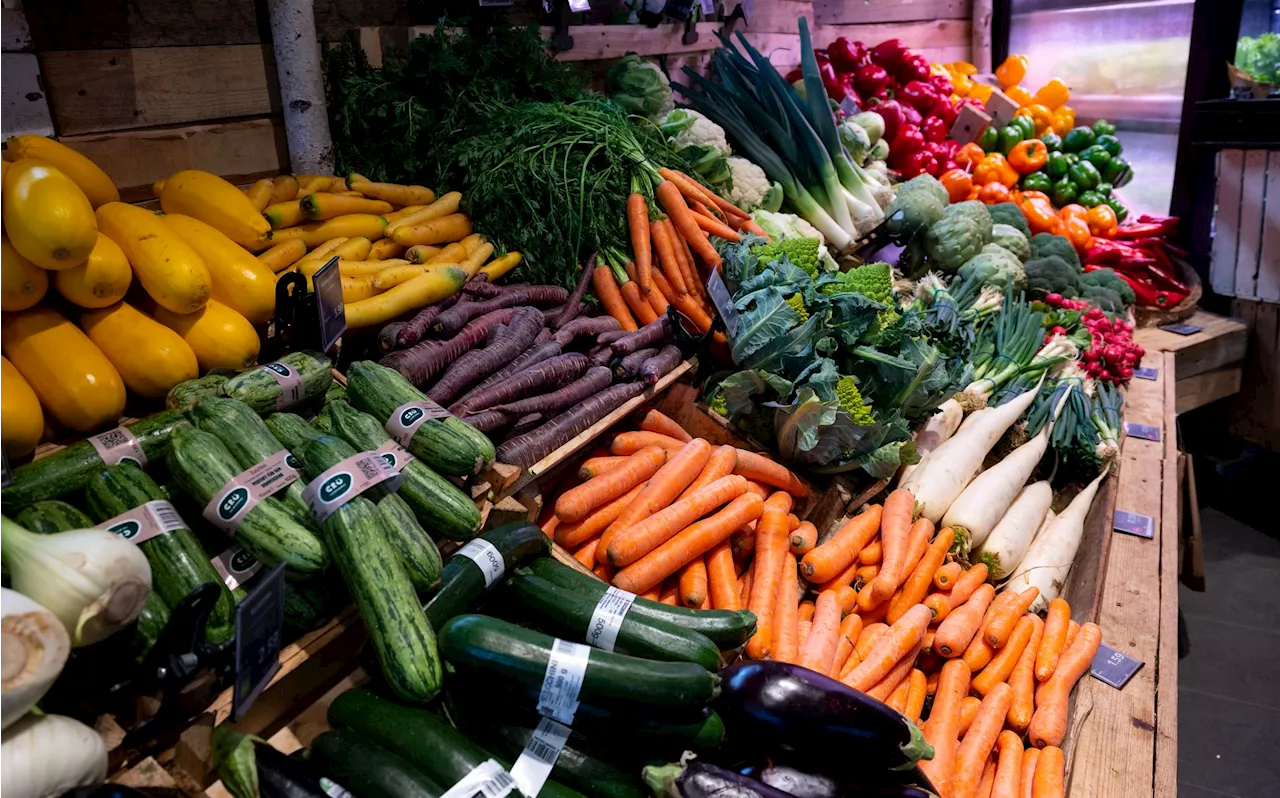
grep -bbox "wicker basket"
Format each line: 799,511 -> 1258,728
1133,252 -> 1202,328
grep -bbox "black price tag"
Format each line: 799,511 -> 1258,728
233,562 -> 286,721
1090,642 -> 1144,688
313,257 -> 346,354
1113,510 -> 1154,539
839,96 -> 859,117
706,270 -> 739,337
1133,366 -> 1158,380
1,448 -> 11,488
1158,322 -> 1202,336
1124,421 -> 1161,442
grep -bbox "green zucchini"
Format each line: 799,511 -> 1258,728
377,493 -> 442,594
424,522 -> 550,629
328,689 -> 585,798
346,361 -> 495,476
84,461 -> 238,644
528,558 -> 757,650
165,427 -> 328,576
324,381 -> 348,406
289,432 -> 442,702
190,397 -> 314,528
2,411 -> 190,508
316,400 -> 480,540
439,614 -> 721,714
131,591 -> 171,663
263,412 -> 323,450
309,730 -> 441,798
284,578 -> 341,635
505,570 -> 720,669
15,500 -> 93,534
165,371 -> 233,411
224,350 -> 333,415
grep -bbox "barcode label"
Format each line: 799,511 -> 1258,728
98,500 -> 186,545
586,586 -> 636,652
301,450 -> 401,523
439,759 -> 517,798
456,538 -> 505,588
375,439 -> 417,471
536,638 -> 590,725
510,718 -> 571,797
89,426 -> 147,467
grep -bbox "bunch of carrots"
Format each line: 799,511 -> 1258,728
593,170 -> 768,339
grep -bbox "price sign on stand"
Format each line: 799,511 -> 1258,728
706,270 -> 739,336
1091,643 -> 1144,688
1158,322 -> 1202,336
233,563 -> 286,720
313,257 -> 346,354
1133,366 -> 1158,380
1124,421 -> 1161,442
1113,510 -> 1155,539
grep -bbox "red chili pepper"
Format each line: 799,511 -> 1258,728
1145,262 -> 1189,292
1111,223 -> 1170,239
1116,271 -> 1188,308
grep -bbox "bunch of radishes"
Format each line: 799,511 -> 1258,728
1041,295 -> 1143,385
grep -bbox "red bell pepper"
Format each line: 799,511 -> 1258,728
892,124 -> 925,155
896,54 -> 932,85
869,39 -> 909,68
922,116 -> 949,143
900,80 -> 938,112
870,99 -> 904,143
854,64 -> 891,98
827,37 -> 867,72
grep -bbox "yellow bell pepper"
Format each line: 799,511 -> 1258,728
1025,103 -> 1055,135
968,82 -> 995,105
952,73 -> 974,97
995,54 -> 1028,88
949,61 -> 978,77
1050,106 -> 1076,135
1005,85 -> 1034,108
1034,78 -> 1070,110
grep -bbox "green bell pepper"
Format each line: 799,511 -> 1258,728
1080,145 -> 1113,170
1012,115 -> 1036,139
1044,151 -> 1070,179
1051,177 -> 1078,207
999,125 -> 1026,154
1077,190 -> 1105,208
1105,196 -> 1129,223
978,125 -> 999,152
1092,119 -> 1117,136
1095,182 -> 1113,197
1065,152 -> 1080,165
1068,160 -> 1101,190
1040,132 -> 1063,152
1021,172 -> 1053,192
1062,126 -> 1096,153
1102,157 -> 1133,187
1095,133 -> 1122,157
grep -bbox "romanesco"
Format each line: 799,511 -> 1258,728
753,238 -> 822,278
822,262 -> 893,302
785,293 -> 810,321
708,392 -> 728,417
736,411 -> 777,446
836,377 -> 876,425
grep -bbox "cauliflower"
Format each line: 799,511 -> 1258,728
606,55 -> 673,120
661,109 -> 730,157
836,376 -> 876,425
725,157 -> 771,210
990,223 -> 1031,262
752,210 -> 824,242
754,238 -> 822,278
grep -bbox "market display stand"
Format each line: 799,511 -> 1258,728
1133,309 -> 1248,414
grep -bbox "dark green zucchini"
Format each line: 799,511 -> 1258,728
2,411 -> 190,507
346,361 -> 495,476
505,570 -> 720,669
165,427 -> 328,576
224,350 -> 333,415
131,591 -> 171,663
423,522 -> 550,629
528,557 -> 757,650
15,500 -> 93,533
328,689 -> 585,798
439,615 -> 721,714
324,381 -> 348,406
166,371 -> 233,411
316,400 -> 480,540
283,578 -> 341,636
309,730 -> 441,798
84,461 -> 238,644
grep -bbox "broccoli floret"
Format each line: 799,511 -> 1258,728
926,202 -> 993,273
987,203 -> 1031,239
837,376 -> 876,425
1024,255 -> 1081,298
990,223 -> 1031,262
1079,267 -> 1136,307
785,293 -> 810,321
1030,233 -> 1082,272
884,187 -> 947,238
1081,284 -> 1126,313
753,237 -> 822,278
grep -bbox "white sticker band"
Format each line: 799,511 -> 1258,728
89,426 -> 147,467
536,638 -> 591,725
510,718 -> 572,798
319,779 -> 355,798
385,399 -> 453,447
259,361 -> 306,410
301,451 -> 401,523
586,586 -> 636,652
98,500 -> 185,545
456,538 -> 505,588
375,438 -> 417,471
210,545 -> 261,591
439,759 -> 517,798
203,450 -> 302,535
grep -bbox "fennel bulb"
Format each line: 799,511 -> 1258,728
1,517 -> 151,647
1,588 -> 70,729
1,713 -> 107,798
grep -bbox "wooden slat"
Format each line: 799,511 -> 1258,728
1258,152 -> 1280,303
1153,352 -> 1179,797
399,23 -> 726,63
813,0 -> 971,24
40,45 -> 279,135
1233,149 -> 1267,299
1174,365 -> 1242,414
1209,149 -> 1244,297
971,0 -> 993,73
740,0 -> 816,34
58,117 -> 289,202
1228,298 -> 1280,449
1132,309 -> 1248,381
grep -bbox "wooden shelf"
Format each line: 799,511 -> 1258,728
1134,309 -> 1248,414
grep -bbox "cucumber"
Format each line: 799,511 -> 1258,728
289,432 -> 442,702
346,361 -> 495,476
131,591 -> 171,663
316,400 -> 480,540
263,412 -> 324,450
224,350 -> 333,415
166,370 -> 233,411
84,461 -> 238,644
15,500 -> 93,533
2,410 -> 190,507
439,614 -> 721,714
423,522 -> 550,629
165,426 -> 328,576
376,493 -> 442,594
505,570 -> 721,669
309,730 -> 441,798
328,689 -> 585,798
528,558 -> 757,650
190,397 -> 314,528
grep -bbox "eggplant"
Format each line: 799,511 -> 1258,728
646,761 -> 795,798
742,763 -> 939,798
256,744 -> 333,798
715,662 -> 934,774
754,765 -> 839,798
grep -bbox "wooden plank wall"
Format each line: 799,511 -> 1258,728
1229,298 -> 1280,450
1208,148 -> 1280,303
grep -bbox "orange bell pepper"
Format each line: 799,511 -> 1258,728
995,54 -> 1028,88
968,82 -> 995,105
1034,78 -> 1070,110
1050,106 -> 1076,135
967,186 -> 982,201
1018,195 -> 1060,236
1005,85 -> 1034,108
1025,104 -> 1055,135
974,153 -> 1019,188
949,61 -> 978,77
1020,190 -> 1051,205
978,182 -> 1011,205
1058,203 -> 1088,223
1007,139 -> 1049,174
955,142 -> 986,168
1086,204 -> 1119,237
939,169 -> 974,204
1059,214 -> 1093,253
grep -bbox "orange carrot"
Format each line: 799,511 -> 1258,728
886,677 -> 911,713
643,281 -> 670,316
801,505 -> 883,583
734,449 -> 808,497
731,524 -> 756,558
973,615 -> 1036,696
679,556 -> 709,608
592,257 -> 638,331
855,563 -> 880,587
628,193 -> 653,292
658,169 -> 730,219
977,759 -> 997,798
863,488 -> 916,608
935,583 -> 996,658
573,538 -> 600,569
830,584 -> 858,614
692,211 -> 744,242
641,585 -> 662,601
889,526 -> 956,624
867,638 -> 924,701
921,658 -> 972,797
787,520 -> 817,556
666,218 -> 704,301
904,668 -> 928,725
830,613 -> 864,678
816,558 -> 862,592
595,562 -> 615,582
900,517 -> 936,581
606,474 -> 747,567
1006,614 -> 1045,733
578,455 -> 630,480
842,604 -> 931,691
985,587 -> 1040,648
636,409 -> 692,442
958,695 -> 982,737
992,731 -> 1023,798
1027,623 -> 1101,749
555,445 -> 666,523
928,563 -> 991,622
739,558 -> 755,606
771,554 -> 801,663
601,437 -> 711,548
934,561 -> 963,590
1019,749 -> 1040,798
1035,598 -> 1071,682
668,169 -> 750,221
706,539 -> 741,611
1064,620 -> 1080,651
852,623 -> 888,673
610,431 -> 687,455
1030,747 -> 1064,798
797,589 -> 842,673
859,592 -> 890,625
555,483 -> 646,549
786,513 -> 800,532
745,497 -> 793,659
650,218 -> 687,295
797,600 -> 816,622
742,479 -> 771,502
652,268 -> 713,332
952,683 -> 1014,798
657,181 -> 723,268
962,632 -> 997,674
678,445 -> 738,501
659,579 -> 680,605
858,540 -> 883,565
541,515 -> 560,536
620,276 -> 659,325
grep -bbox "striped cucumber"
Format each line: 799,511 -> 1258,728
223,350 -> 333,415
132,591 -> 171,663
424,522 -> 550,629
165,370 -> 233,411
263,412 -> 323,450
15,500 -> 93,533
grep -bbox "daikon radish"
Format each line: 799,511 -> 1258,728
943,423 -> 1051,549
972,481 -> 1053,580
900,383 -> 1042,523
1004,470 -> 1107,613
897,397 -> 964,485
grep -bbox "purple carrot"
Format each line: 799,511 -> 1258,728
552,252 -> 597,330
497,381 -> 648,467
378,321 -> 406,353
509,413 -> 544,439
462,281 -> 506,298
640,345 -> 682,384
491,366 -> 614,417
587,345 -> 615,367
381,307 -> 522,387
486,323 -> 507,346
610,316 -> 672,356
393,278 -> 479,349
614,347 -> 659,381
596,329 -> 628,346
454,341 -> 562,407
460,409 -> 513,434
432,286 -> 569,337
451,353 -> 589,414
535,328 -> 553,343
427,307 -> 544,405
552,315 -> 621,347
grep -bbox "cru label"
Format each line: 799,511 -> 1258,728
260,362 -> 306,410
202,450 -> 302,535
301,451 -> 400,523
385,400 -> 453,448
98,500 -> 186,546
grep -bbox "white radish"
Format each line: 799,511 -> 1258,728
900,383 -> 1041,523
1,713 -> 107,798
897,398 -> 964,485
972,481 -> 1054,580
943,423 -> 1051,548
1,589 -> 71,729
1005,470 -> 1108,613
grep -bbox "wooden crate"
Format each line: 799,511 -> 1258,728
1228,298 -> 1280,449
1208,148 -> 1280,302
1133,309 -> 1249,414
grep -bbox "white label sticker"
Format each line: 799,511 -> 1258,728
211,545 -> 262,590
439,759 -> 518,798
98,500 -> 185,545
375,438 -> 417,471
203,450 -> 303,535
260,362 -> 306,410
319,779 -> 355,798
385,399 -> 453,448
456,538 -> 505,588
536,638 -> 591,725
586,586 -> 636,652
510,718 -> 572,798
301,451 -> 401,523
89,426 -> 147,468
